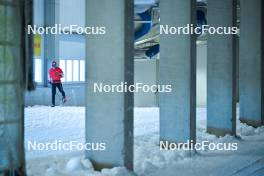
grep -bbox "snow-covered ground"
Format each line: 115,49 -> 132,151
24,106 -> 264,176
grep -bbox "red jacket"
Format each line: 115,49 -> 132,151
49,67 -> 63,83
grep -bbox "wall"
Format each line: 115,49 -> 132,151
26,45 -> 208,107
59,0 -> 85,27
29,0 -> 207,107
59,34 -> 85,59
33,0 -> 44,26
25,59 -> 159,107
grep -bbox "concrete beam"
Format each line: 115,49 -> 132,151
159,0 -> 196,143
239,0 -> 264,127
207,0 -> 237,136
0,0 -> 25,173
85,0 -> 134,170
44,0 -> 60,86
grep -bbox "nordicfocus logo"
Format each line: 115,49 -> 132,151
93,82 -> 172,93
27,24 -> 106,35
160,24 -> 239,35
160,140 -> 238,151
27,140 -> 106,151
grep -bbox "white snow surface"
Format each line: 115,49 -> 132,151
25,106 -> 264,176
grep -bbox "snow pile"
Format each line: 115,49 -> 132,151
101,167 -> 135,176
133,108 -> 264,175
45,157 -> 134,176
65,156 -> 88,172
237,121 -> 264,136
27,155 -> 134,176
25,106 -> 264,176
80,158 -> 94,170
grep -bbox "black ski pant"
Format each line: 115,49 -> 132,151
52,83 -> 65,105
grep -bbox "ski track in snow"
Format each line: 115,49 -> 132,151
24,106 -> 264,176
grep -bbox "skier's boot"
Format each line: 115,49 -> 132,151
62,96 -> 67,104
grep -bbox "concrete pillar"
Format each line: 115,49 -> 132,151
207,0 -> 237,136
44,0 -> 60,86
85,0 -> 134,170
159,0 -> 196,143
239,0 -> 264,127
0,0 -> 26,173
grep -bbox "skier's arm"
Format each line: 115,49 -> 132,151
58,68 -> 64,78
48,70 -> 53,84
49,76 -> 53,84
59,72 -> 64,78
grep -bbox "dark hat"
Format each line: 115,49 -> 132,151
52,61 -> 57,67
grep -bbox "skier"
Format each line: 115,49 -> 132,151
49,61 -> 66,107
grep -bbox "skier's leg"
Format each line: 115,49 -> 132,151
52,83 -> 56,106
58,83 -> 66,98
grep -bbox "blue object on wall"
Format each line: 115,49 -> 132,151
197,9 -> 207,26
135,2 -> 207,59
145,44 -> 159,58
135,11 -> 152,41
